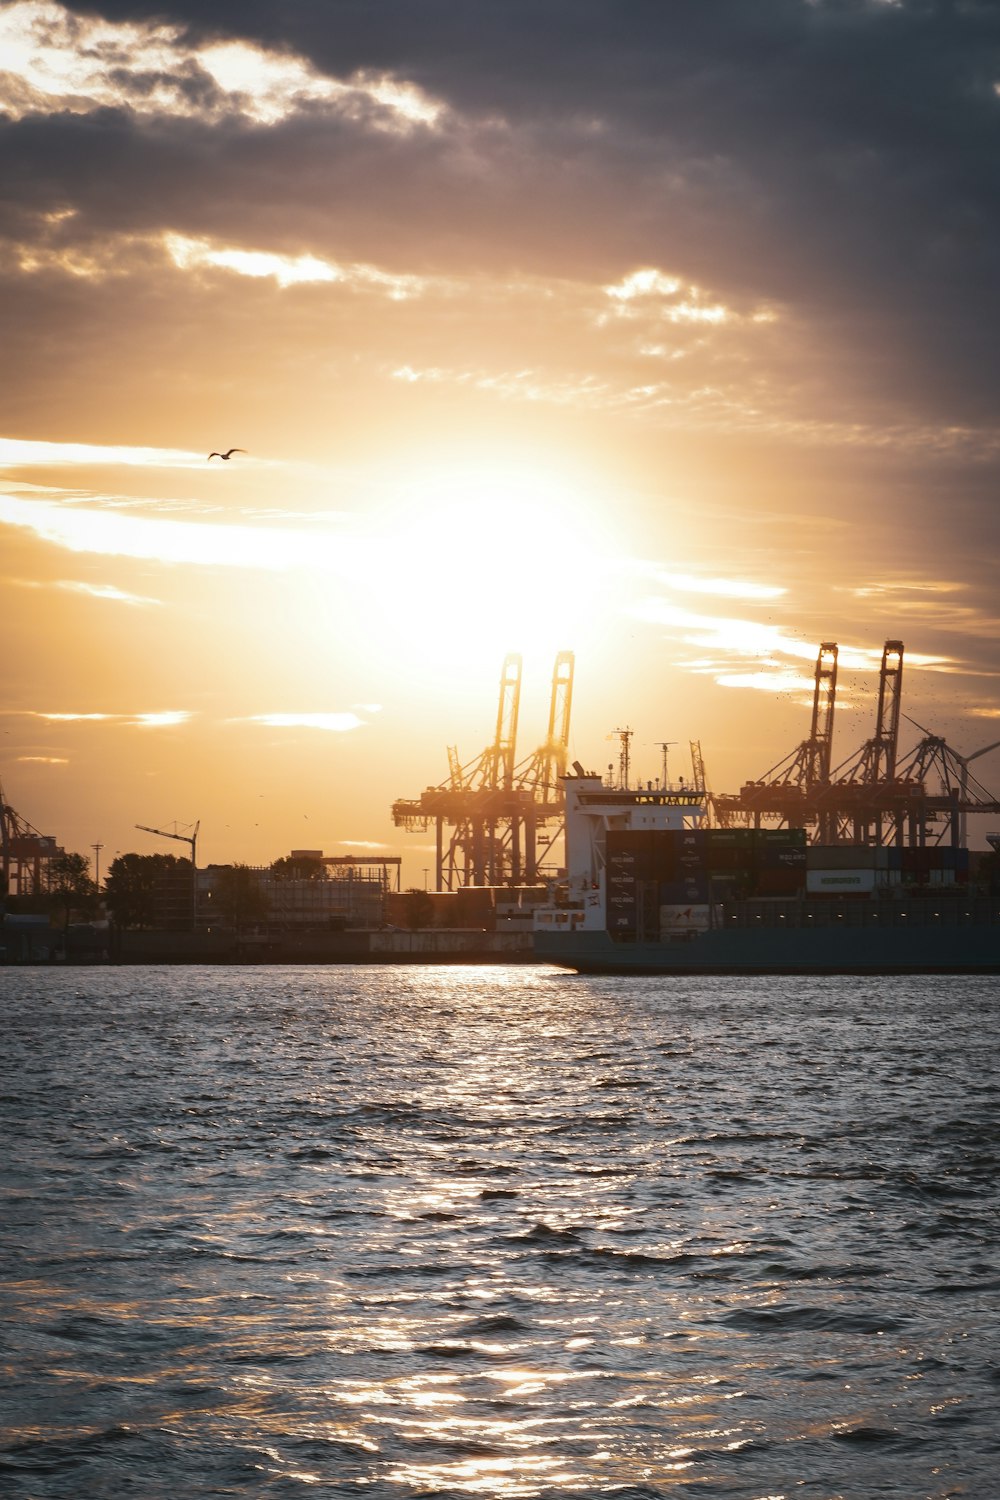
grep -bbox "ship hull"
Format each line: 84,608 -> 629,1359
534,922 -> 1000,975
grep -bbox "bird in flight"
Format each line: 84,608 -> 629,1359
208,448 -> 246,461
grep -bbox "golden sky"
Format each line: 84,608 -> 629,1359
3,0 -> 1000,876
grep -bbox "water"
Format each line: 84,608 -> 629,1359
2,966 -> 999,1499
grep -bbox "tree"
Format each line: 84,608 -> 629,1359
402,888 -> 435,931
104,852 -> 192,929
48,851 -> 99,927
270,854 -> 326,880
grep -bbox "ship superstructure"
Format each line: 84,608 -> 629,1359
533,749 -> 1000,975
534,770 -> 1000,972
534,763 -> 707,939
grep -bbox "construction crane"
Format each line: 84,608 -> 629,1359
391,653 -> 574,890
136,819 -> 200,928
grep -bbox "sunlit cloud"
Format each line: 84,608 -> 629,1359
165,233 -> 431,298
17,755 -> 68,764
713,670 -> 820,694
58,581 -> 161,606
134,712 -> 191,728
668,300 -> 728,325
166,236 -> 339,289
29,712 -> 112,722
604,267 -> 732,324
690,662 -> 861,710
0,0 -> 443,131
337,840 -> 390,850
852,580 -> 966,597
246,713 -> 366,732
390,363 -> 616,407
0,437 -> 206,470
633,598 -> 832,665
633,598 -> 951,679
656,571 -> 786,601
606,268 -> 683,301
0,492 -> 349,571
22,710 -> 192,727
383,360 -> 1000,449
7,217 -> 447,297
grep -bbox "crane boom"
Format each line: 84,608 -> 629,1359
135,820 -> 200,928
136,820 -> 200,855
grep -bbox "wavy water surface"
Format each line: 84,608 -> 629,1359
2,966 -> 999,1498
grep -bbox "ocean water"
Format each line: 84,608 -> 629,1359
1,966 -> 998,1500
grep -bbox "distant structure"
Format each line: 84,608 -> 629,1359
136,819 -> 200,930
200,850 -> 400,928
0,780 -> 64,897
392,652 -> 574,890
712,640 -> 1000,845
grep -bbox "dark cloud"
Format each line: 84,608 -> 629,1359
3,0 -> 1000,428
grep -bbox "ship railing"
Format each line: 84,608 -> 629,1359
716,897 -> 998,930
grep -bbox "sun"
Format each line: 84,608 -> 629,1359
365,461 -> 622,671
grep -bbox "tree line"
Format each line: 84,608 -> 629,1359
3,850 -> 339,930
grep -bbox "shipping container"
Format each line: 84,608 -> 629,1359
659,903 -> 711,933
758,845 -> 807,870
808,845 -> 881,870
901,846 -> 954,872
806,869 -> 877,895
659,876 -> 710,904
606,830 -> 659,879
755,868 -> 805,897
704,845 -> 754,873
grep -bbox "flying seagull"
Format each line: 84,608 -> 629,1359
208,448 -> 246,461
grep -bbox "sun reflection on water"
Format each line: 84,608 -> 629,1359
4,967 -> 995,1497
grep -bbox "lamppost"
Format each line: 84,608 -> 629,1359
91,842 -> 104,890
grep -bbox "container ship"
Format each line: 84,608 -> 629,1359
532,768 -> 1000,974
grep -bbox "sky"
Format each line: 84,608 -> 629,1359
2,0 -> 1000,881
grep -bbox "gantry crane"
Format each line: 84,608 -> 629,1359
689,740 -> 707,797
824,641 -> 928,844
1,779 -> 64,897
712,638 -> 1000,845
713,641 -> 840,832
136,819 -> 200,928
512,650 -> 575,878
894,724 -> 1000,848
391,653 -> 575,890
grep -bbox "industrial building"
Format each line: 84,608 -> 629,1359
198,852 -> 400,932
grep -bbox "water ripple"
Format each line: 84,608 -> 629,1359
2,965 -> 999,1498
